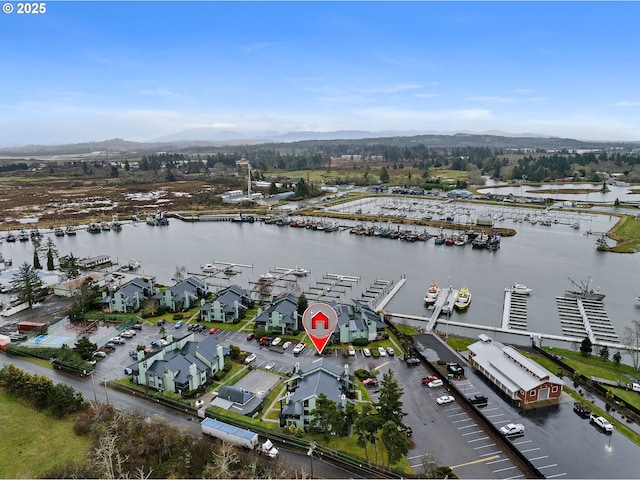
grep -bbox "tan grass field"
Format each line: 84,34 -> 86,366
0,393 -> 92,478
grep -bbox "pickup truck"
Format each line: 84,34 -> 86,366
469,394 -> 488,406
573,401 -> 592,418
590,414 -> 613,433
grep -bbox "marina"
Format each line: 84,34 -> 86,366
1,197 -> 638,356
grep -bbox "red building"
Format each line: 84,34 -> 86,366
468,334 -> 564,406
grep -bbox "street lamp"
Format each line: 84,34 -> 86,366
307,440 -> 317,478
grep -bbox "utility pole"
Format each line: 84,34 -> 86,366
307,440 -> 316,478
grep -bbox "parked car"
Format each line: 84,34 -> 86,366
265,361 -> 276,370
104,343 -> 116,350
123,367 -> 133,375
271,337 -> 282,347
427,379 -> 444,388
129,349 -> 138,358
421,375 -> 439,385
436,395 -> 455,405
377,347 -> 387,357
110,337 -> 125,345
348,345 -> 356,356
282,341 -> 292,350
469,394 -> 488,406
363,348 -> 371,357
573,401 -> 592,418
93,351 -> 107,358
175,320 -> 184,329
590,414 -> 613,433
245,353 -> 257,364
209,327 -> 218,334
446,362 -> 464,376
293,343 -> 306,355
405,357 -> 420,366
386,347 -> 395,356
132,323 -> 143,330
500,423 -> 525,436
156,319 -> 167,326
120,331 -> 134,338
259,336 -> 270,346
363,377 -> 379,387
246,333 -> 255,341
397,425 -> 413,437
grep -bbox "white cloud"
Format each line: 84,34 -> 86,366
612,100 -> 640,107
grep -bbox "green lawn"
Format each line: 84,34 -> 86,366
0,393 -> 92,478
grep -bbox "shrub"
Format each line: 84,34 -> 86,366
353,338 -> 369,347
437,359 -> 446,366
355,368 -> 372,379
213,370 -> 227,381
173,313 -> 184,320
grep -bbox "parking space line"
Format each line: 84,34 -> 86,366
493,465 -> 520,473
485,412 -> 504,417
479,450 -> 502,457
450,454 -> 499,469
506,474 -> 526,479
461,430 -> 483,436
446,412 -> 467,418
452,417 -> 473,424
493,420 -> 511,425
546,473 -> 567,478
467,436 -> 490,443
406,454 -> 424,461
487,458 -> 510,465
537,464 -> 558,470
457,424 -> 480,430
528,455 -> 549,461
473,443 -> 497,450
520,447 -> 540,453
512,439 -> 532,446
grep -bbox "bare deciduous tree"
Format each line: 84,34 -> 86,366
622,319 -> 640,371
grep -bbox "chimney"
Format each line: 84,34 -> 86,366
217,344 -> 224,371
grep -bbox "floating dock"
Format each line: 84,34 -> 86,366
501,290 -> 529,331
555,296 -> 618,343
305,273 -> 360,302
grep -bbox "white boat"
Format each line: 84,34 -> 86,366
259,272 -> 276,281
292,266 -> 310,277
120,258 -> 141,271
505,283 -> 532,295
424,280 -> 440,306
202,264 -> 217,273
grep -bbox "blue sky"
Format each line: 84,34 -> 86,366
2,1 -> 640,146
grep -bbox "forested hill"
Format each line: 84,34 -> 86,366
1,133 -> 638,157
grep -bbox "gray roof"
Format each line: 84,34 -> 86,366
468,336 -> 564,394
218,385 -> 254,405
288,369 -> 346,405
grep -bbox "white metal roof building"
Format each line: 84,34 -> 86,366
467,334 -> 564,405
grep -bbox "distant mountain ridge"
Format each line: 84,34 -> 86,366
1,130 -> 638,157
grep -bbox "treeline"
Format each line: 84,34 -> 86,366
0,162 -> 29,172
0,364 -> 87,418
47,404 -> 301,479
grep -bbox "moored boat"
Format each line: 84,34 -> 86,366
505,283 -> 532,295
454,284 -> 472,311
65,225 -> 77,235
87,222 -> 102,233
424,280 -> 440,306
564,277 -> 605,301
54,226 -> 65,237
292,266 -> 310,277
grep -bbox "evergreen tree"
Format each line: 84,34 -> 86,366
380,167 -> 390,183
11,262 -> 46,307
59,253 -> 80,279
377,370 -> 405,425
296,292 -> 308,319
580,337 -> 593,356
599,345 -> 610,361
33,247 -> 42,270
40,237 -> 58,270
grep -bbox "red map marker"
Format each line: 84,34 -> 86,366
302,303 -> 339,354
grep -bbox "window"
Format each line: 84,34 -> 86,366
529,390 -> 537,397
552,386 -> 558,393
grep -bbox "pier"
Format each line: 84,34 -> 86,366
555,296 -> 619,343
305,273 -> 360,302
365,278 -> 400,311
501,290 -> 529,331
